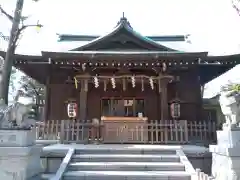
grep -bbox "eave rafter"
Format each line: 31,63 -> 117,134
14,56 -> 239,67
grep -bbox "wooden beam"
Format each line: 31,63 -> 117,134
160,77 -> 172,120
75,74 -> 173,80
79,80 -> 88,122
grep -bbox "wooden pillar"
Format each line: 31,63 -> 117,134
161,78 -> 170,120
44,76 -> 50,121
79,80 -> 88,122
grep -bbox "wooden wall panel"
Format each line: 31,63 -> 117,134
170,68 -> 202,121
48,84 -> 79,120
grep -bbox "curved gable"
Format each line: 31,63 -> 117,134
71,17 -> 177,51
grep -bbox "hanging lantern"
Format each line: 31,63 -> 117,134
131,76 -> 135,88
111,77 -> 116,89
93,76 -> 99,88
170,102 -> 181,119
67,102 -> 77,118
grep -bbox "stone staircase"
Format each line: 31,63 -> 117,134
42,145 -> 194,180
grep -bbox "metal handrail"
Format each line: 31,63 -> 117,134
50,148 -> 75,180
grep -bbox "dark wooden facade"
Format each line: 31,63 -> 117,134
46,68 -> 202,122
3,17 -> 239,125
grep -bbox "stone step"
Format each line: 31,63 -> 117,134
75,148 -> 177,155
68,162 -> 185,171
41,171 -> 191,180
71,154 -> 180,162
41,173 -> 54,179
64,171 -> 191,180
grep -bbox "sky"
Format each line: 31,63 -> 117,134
0,0 -> 240,55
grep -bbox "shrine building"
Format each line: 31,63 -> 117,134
2,17 -> 239,144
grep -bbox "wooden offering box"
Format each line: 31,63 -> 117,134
101,116 -> 148,143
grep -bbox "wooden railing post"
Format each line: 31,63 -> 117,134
35,124 -> 39,140
196,168 -> 201,180
84,120 -> 91,143
195,168 -> 213,180
184,120 -> 188,143
60,120 -> 65,143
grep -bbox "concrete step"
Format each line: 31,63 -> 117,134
63,171 -> 191,180
68,162 -> 185,171
71,154 -> 180,162
75,148 -> 177,155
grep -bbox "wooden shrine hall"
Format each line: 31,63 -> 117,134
2,16 -> 240,144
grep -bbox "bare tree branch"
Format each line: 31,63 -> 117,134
0,4 -> 42,44
0,0 -> 42,104
0,5 -> 31,26
0,5 -> 14,22
1,23 -> 43,46
13,23 -> 43,47
19,24 -> 43,33
0,32 -> 9,41
232,0 -> 240,16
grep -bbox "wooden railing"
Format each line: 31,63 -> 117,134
187,121 -> 216,143
35,120 -> 216,144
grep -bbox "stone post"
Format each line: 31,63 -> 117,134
210,92 -> 240,180
0,128 -> 42,180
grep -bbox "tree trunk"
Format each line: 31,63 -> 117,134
0,0 -> 24,105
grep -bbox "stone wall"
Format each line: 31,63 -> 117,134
187,153 -> 212,175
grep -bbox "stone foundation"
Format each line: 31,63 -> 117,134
210,129 -> 240,180
0,129 -> 41,180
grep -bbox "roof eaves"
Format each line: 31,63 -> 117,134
0,51 -> 42,61
41,50 -> 208,59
